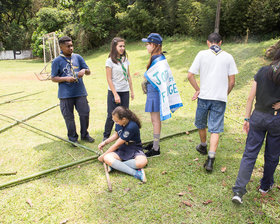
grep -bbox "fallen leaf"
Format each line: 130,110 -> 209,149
193,158 -> 199,161
77,165 -> 80,168
177,191 -> 187,196
60,219 -> 69,224
26,199 -> 33,207
186,131 -> 190,135
249,179 -> 253,182
174,144 -> 177,146
124,188 -> 131,192
187,185 -> 192,191
188,139 -> 193,142
133,72 -> 140,76
203,200 -> 213,205
161,171 -> 167,175
221,167 -> 227,173
188,163 -> 192,166
182,201 -> 192,207
222,180 -> 227,187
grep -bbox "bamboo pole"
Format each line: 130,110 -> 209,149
0,113 -> 100,155
0,91 -> 24,98
0,91 -> 44,106
0,155 -> 98,190
0,104 -> 59,133
0,171 -> 17,176
100,149 -> 112,192
142,127 -> 200,145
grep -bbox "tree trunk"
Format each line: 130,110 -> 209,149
214,0 -> 222,33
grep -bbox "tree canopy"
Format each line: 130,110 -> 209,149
1,0 -> 279,55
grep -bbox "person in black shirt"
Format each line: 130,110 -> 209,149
232,49 -> 280,204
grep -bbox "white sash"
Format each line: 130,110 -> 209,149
144,55 -> 183,121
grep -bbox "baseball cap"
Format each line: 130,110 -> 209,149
142,33 -> 163,45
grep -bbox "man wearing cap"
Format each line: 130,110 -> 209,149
187,33 -> 238,171
51,36 -> 95,145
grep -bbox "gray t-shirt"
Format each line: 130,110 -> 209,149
106,57 -> 130,92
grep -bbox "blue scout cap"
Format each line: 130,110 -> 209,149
142,33 -> 163,45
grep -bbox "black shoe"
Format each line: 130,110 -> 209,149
204,156 -> 215,172
145,147 -> 160,157
71,140 -> 79,147
81,136 -> 95,143
196,144 -> 207,155
232,192 -> 243,204
143,143 -> 153,151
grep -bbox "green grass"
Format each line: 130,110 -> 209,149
0,37 -> 279,223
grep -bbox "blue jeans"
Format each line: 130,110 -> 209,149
195,98 -> 226,133
233,110 -> 280,195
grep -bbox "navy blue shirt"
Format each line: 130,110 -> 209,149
51,53 -> 89,99
115,121 -> 141,144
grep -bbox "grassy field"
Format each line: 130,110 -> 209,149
0,37 -> 279,224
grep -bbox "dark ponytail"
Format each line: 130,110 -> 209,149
112,106 -> 141,128
268,49 -> 280,85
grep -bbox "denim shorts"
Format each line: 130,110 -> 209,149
195,98 -> 226,133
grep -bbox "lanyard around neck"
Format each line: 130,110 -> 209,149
60,53 -> 78,80
117,57 -> 128,81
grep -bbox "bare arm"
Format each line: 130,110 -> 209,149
127,67 -> 134,100
77,68 -> 91,78
228,75 -> 235,95
243,81 -> 257,134
51,76 -> 76,83
272,102 -> 280,110
106,67 -> 120,104
98,132 -> 125,162
187,72 -> 200,101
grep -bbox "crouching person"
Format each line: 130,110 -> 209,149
98,106 -> 147,182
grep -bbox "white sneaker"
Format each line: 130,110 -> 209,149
232,192 -> 243,204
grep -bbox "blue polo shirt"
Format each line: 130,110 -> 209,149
51,53 -> 89,99
115,121 -> 141,144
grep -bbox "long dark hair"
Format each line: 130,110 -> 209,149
112,106 -> 141,128
109,37 -> 127,64
268,49 -> 280,85
146,43 -> 162,70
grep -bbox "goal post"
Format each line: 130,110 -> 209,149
35,32 -> 60,81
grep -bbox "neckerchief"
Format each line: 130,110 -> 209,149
60,53 -> 78,81
210,45 -> 222,55
117,57 -> 128,81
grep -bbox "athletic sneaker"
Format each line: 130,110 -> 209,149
134,169 -> 147,183
145,147 -> 160,157
143,143 -> 153,151
232,192 -> 243,204
258,185 -> 273,194
107,166 -> 113,173
196,144 -> 207,155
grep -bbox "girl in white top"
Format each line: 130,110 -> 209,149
103,37 -> 134,140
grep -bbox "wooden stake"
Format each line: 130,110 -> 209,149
100,149 -> 112,192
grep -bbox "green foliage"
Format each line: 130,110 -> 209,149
247,0 -> 280,35
176,0 -> 202,35
118,3 -> 154,39
32,7 -> 72,33
78,0 -> 120,48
